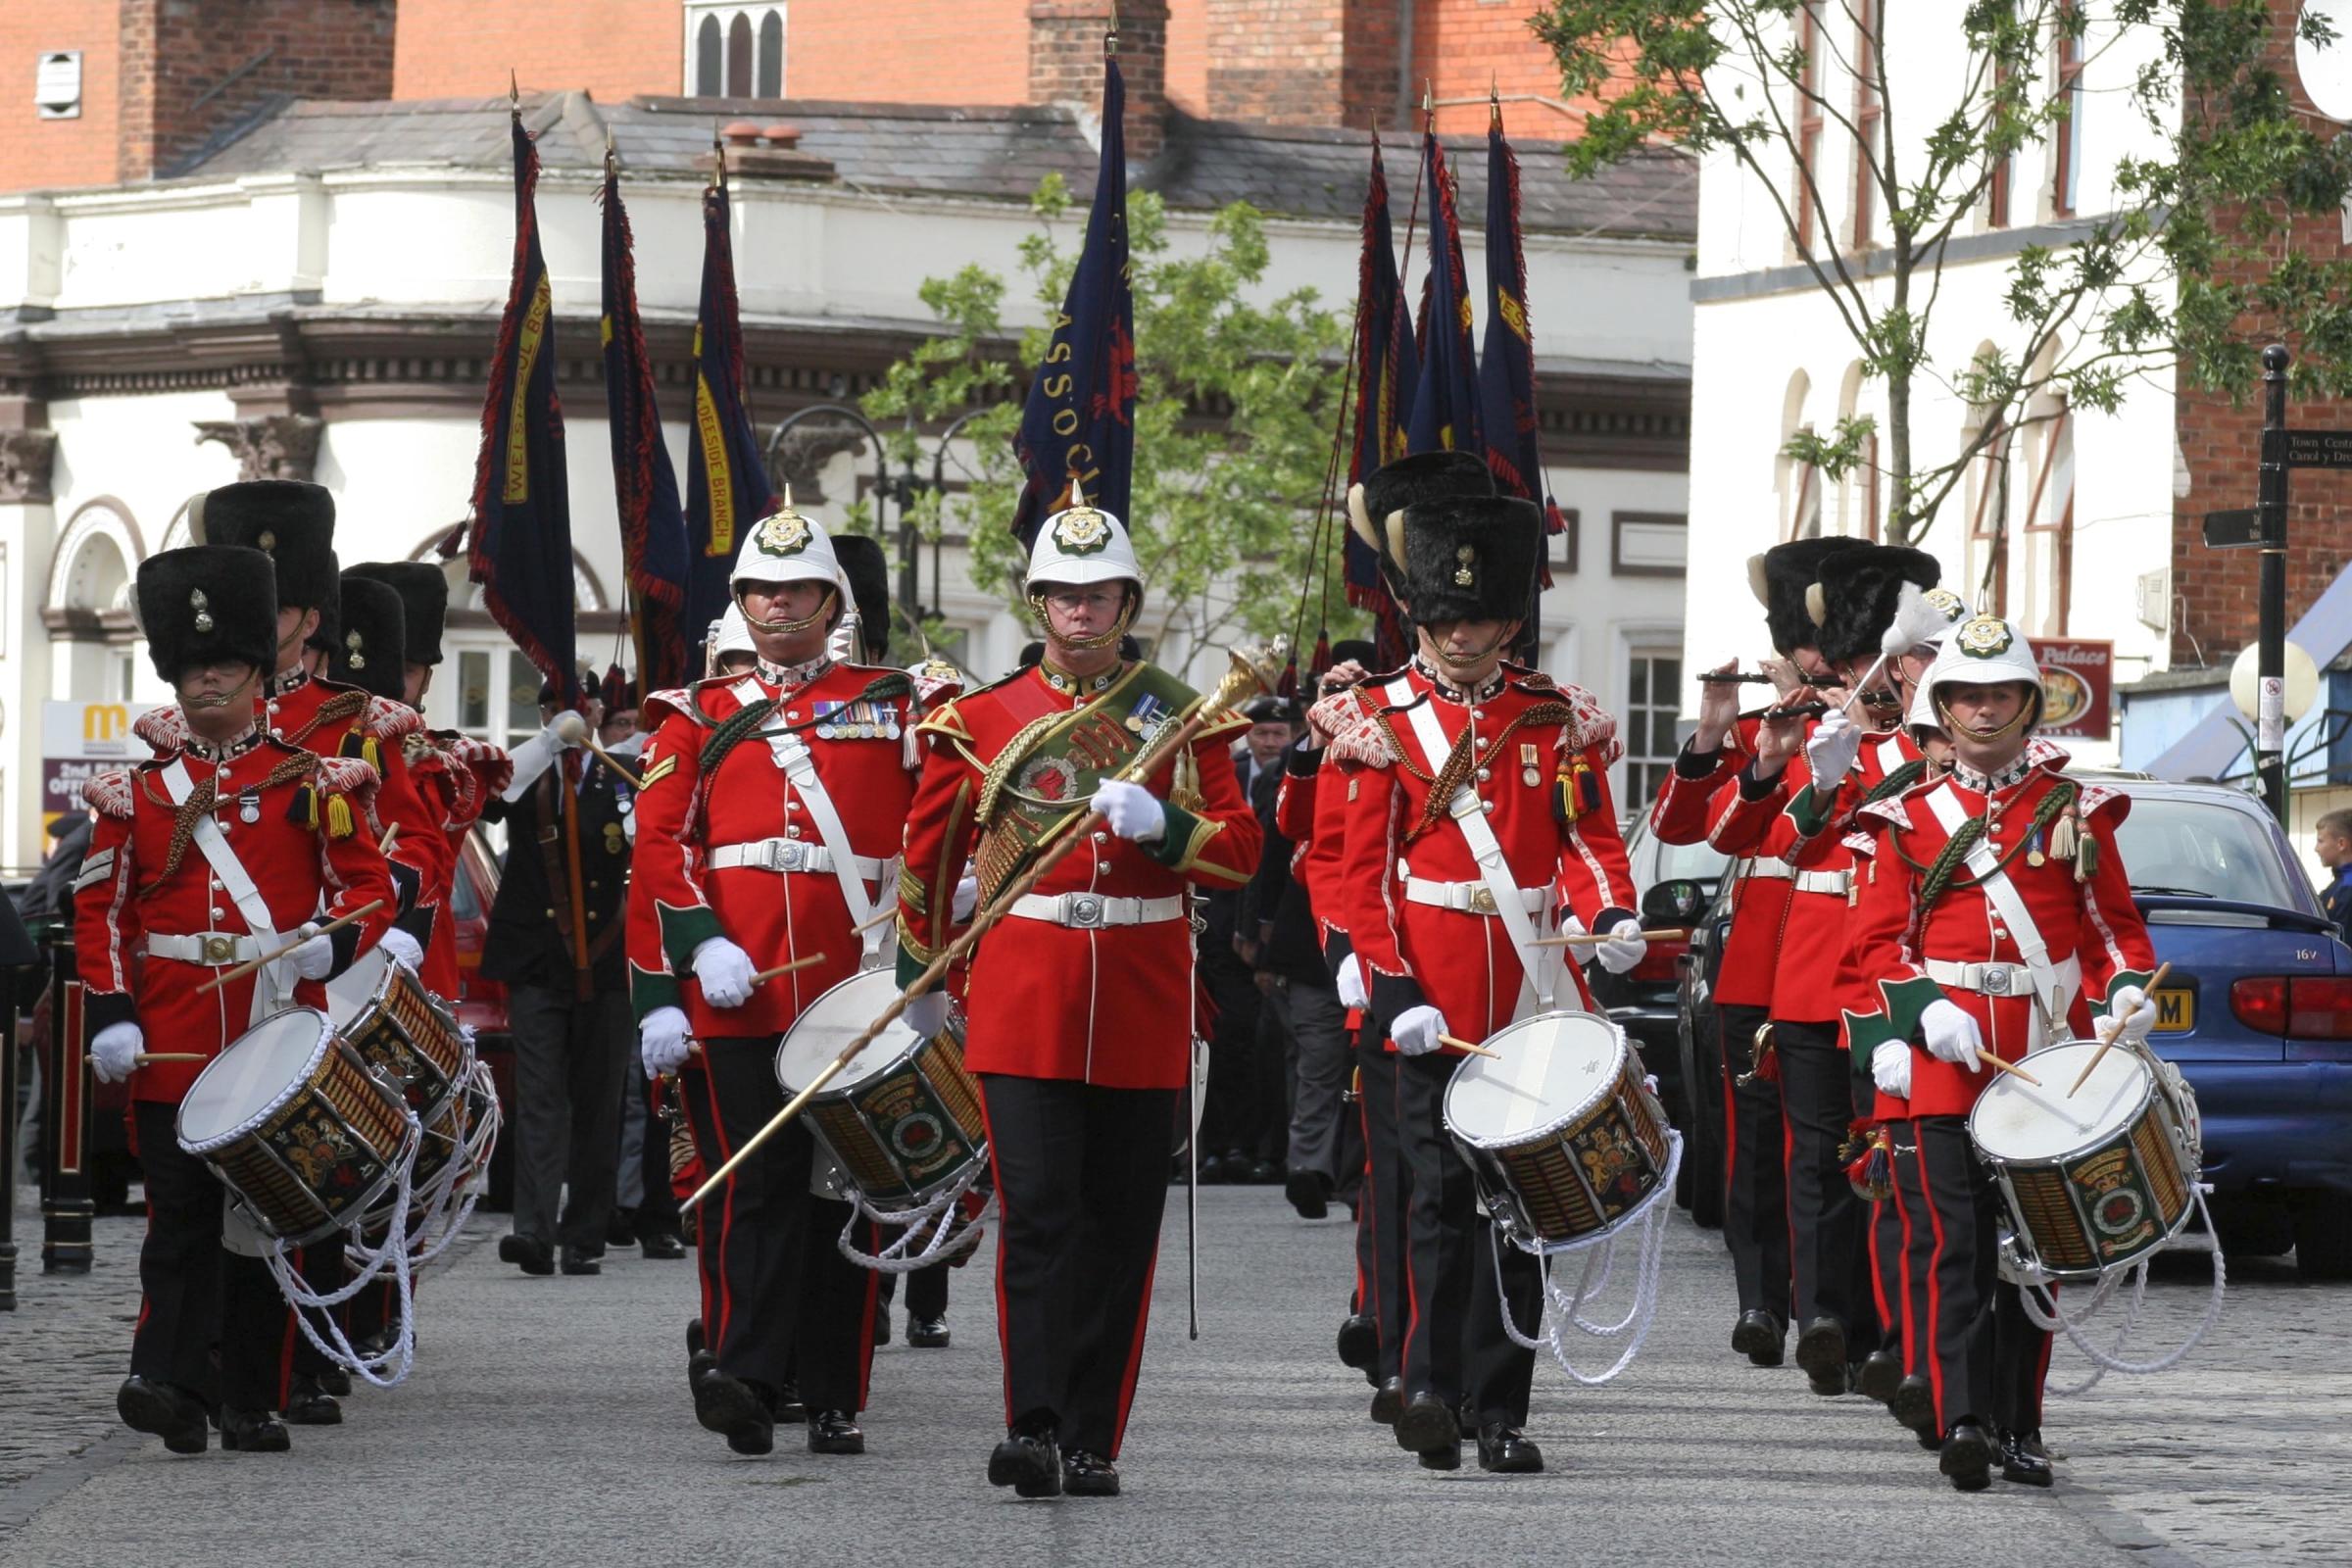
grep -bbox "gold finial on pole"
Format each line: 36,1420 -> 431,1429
1106,0 -> 1120,57
604,125 -> 617,178
1422,79 -> 1435,131
711,125 -> 727,189
509,69 -> 520,117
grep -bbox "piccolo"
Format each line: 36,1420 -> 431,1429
1760,700 -> 1830,722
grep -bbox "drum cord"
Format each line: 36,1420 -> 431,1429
267,1106 -> 424,1390
2020,1188 -> 2228,1389
1490,1131 -> 1683,1388
833,1160 -> 993,1274
392,1060 -> 504,1276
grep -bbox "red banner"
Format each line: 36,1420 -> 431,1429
2036,637 -> 2113,740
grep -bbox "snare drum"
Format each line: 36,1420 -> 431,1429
774,970 -> 987,1212
325,948 -> 467,1121
357,1058 -> 498,1234
1970,1039 -> 2195,1283
1444,1009 -> 1673,1253
177,1008 -> 416,1246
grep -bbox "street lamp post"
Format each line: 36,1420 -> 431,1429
763,404 -> 981,636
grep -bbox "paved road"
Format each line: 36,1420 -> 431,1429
2,1177 -> 2342,1567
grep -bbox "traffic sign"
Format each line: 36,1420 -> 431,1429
2201,508 -> 2265,549
2267,427 -> 2352,468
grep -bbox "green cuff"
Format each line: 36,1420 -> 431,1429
896,946 -> 928,991
1142,802 -> 1203,869
1788,781 -> 1836,840
2090,967 -> 2155,1022
657,901 -> 725,972
629,964 -> 682,1024
1880,975 -> 1945,1046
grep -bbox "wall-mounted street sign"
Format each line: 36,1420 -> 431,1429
2266,427 -> 2352,468
2201,508 -> 2265,549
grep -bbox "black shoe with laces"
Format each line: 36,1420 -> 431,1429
1940,1420 -> 1995,1492
280,1373 -> 342,1426
498,1234 -> 555,1276
1285,1169 -> 1332,1219
1062,1447 -> 1120,1496
606,1206 -> 639,1249
1730,1309 -> 1784,1367
1998,1428 -> 2054,1488
807,1409 -> 864,1454
117,1376 -> 208,1455
1793,1317 -> 1850,1395
989,1425 -> 1062,1498
906,1316 -> 952,1348
220,1407 -> 291,1453
1476,1422 -> 1544,1473
693,1370 -> 773,1456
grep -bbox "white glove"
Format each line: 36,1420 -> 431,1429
951,875 -> 979,923
903,990 -> 952,1040
692,936 -> 758,1009
1594,916 -> 1648,976
1391,1004 -> 1447,1057
90,1021 -> 143,1084
1921,998 -> 1984,1071
1871,1040 -> 1913,1100
1092,779 -> 1167,842
1804,709 -> 1864,785
288,924 -> 335,981
2106,984 -> 2158,1046
640,1006 -> 692,1078
378,926 -> 424,973
1336,959 -> 1369,1012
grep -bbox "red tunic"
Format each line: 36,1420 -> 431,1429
1647,712 -> 1788,1011
73,733 -> 398,1103
408,731 -> 513,998
627,661 -> 921,1041
894,662 -> 1261,1090
1335,666 -> 1635,1048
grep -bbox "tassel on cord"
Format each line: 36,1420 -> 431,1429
1276,655 -> 1298,700
1307,631 -> 1332,688
1842,1121 -> 1893,1201
325,794 -> 355,840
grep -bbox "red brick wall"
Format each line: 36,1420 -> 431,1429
0,0 -> 121,191
1204,0 -> 1400,130
2171,1 -> 2352,664
1419,0 -> 1611,141
394,0 -> 678,103
123,0 -> 394,179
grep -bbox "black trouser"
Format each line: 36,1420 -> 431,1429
878,1256 -> 949,1320
1199,946 -> 1263,1158
1395,1052 -> 1537,1426
507,984 -> 630,1252
978,1074 -> 1175,1457
1777,1018 -> 1877,1353
131,1102 -> 284,1413
1718,1004 -> 1791,1326
1852,1053 -> 1902,1359
677,1037 -> 868,1412
1352,1022 -> 1409,1382
636,1077 -> 683,1235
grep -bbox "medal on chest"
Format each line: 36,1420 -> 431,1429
238,789 -> 261,824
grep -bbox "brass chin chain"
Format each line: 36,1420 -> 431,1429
1028,589 -> 1138,653
1936,697 -> 2034,746
735,585 -> 837,636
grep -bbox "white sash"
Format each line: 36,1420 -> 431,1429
1390,680 -> 1558,1018
1923,782 -> 2077,1033
737,678 -> 894,968
160,759 -> 291,1025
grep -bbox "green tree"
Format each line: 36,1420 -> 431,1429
861,176 -> 1358,661
1531,0 -> 2352,547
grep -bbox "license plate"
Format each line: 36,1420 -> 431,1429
2151,987 -> 2194,1033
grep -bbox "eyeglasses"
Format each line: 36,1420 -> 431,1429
1044,588 -> 1122,612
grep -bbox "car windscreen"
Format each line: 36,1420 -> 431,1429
2111,794 -> 2303,909
1652,836 -> 1730,888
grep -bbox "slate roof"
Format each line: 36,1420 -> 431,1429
174,91 -> 1692,242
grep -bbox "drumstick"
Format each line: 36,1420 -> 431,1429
1979,1054 -> 2041,1088
2066,961 -> 2173,1097
853,906 -> 900,935
1532,927 -> 1690,948
1438,1034 -> 1504,1059
193,899 -> 387,996
377,822 -> 399,856
552,710 -> 644,791
749,953 -> 830,987
84,1053 -> 207,1066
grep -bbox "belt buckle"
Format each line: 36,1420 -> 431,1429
1982,965 -> 2013,996
1064,894 -> 1106,929
202,934 -> 236,965
769,840 -> 808,873
1467,886 -> 1498,915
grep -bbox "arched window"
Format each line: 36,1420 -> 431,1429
695,16 -> 723,96
758,11 -> 784,98
727,14 -> 754,96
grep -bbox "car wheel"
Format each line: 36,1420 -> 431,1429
2293,1200 -> 2352,1283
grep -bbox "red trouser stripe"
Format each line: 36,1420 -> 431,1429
1887,1149 -> 1919,1375
1912,1122 -> 1952,1432
1106,1241 -> 1160,1459
696,1064 -> 739,1353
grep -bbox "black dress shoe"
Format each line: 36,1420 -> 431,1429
352,1327 -> 397,1361
607,1206 -> 639,1249
117,1376 -> 208,1454
1476,1423 -> 1544,1474
1248,1158 -> 1282,1185
1999,1429 -> 2054,1488
906,1316 -> 952,1348
1730,1309 -> 1785,1367
560,1247 -> 601,1276
639,1227 -> 687,1260
988,1428 -> 1063,1497
1063,1448 -> 1121,1496
1335,1313 -> 1380,1373
1285,1169 -> 1332,1219
768,1381 -> 807,1424
499,1233 -> 556,1275
686,1319 -> 714,1394
1417,1442 -> 1462,1471
693,1371 -> 774,1455
1940,1420 -> 1995,1492
1369,1376 -> 1404,1425
280,1373 -> 342,1426
1196,1153 -> 1225,1184
1793,1318 -> 1849,1396
808,1409 -> 864,1454
1392,1391 -> 1459,1454
220,1407 -> 291,1453
1891,1374 -> 1938,1436
317,1365 -> 353,1397
1856,1349 -> 1902,1405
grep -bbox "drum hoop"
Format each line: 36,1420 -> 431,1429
178,1007 -> 339,1155
1983,1090 -> 2196,1285
1966,1044 -> 2155,1166
1441,1008 -> 1632,1149
773,966 -> 946,1097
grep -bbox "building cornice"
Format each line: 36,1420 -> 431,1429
1690,212 -> 2134,305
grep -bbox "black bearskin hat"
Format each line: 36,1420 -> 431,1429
1347,452 -> 1496,585
1811,545 -> 1940,665
1399,495 -> 1542,626
1749,538 -> 1855,657
327,575 -> 407,700
831,534 -> 893,662
305,552 -> 341,655
135,546 -> 278,683
189,480 -> 338,612
344,560 -> 450,666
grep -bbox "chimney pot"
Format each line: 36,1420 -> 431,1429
722,121 -> 762,147
763,122 -> 801,148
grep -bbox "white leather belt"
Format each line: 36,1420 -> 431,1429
1008,892 -> 1185,929
147,932 -> 265,965
1400,876 -> 1549,916
1925,956 -> 2082,1000
708,838 -> 885,879
1793,869 -> 1851,897
1744,857 -> 1793,880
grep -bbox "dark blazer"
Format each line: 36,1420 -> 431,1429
2324,866 -> 2352,946
480,753 -> 634,992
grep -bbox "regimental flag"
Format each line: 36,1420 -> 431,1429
467,109 -> 579,710
1475,106 -> 1562,655
600,158 -> 693,694
1403,126 -> 1482,462
1009,54 -> 1137,550
1345,134 -> 1419,664
684,169 -> 775,645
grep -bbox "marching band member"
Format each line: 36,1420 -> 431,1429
894,495 -> 1260,1498
1334,492 -> 1637,1474
78,547 -> 396,1455
1842,615 -> 2156,1491
628,499 -> 914,1459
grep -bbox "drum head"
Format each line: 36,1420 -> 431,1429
178,1008 -> 334,1147
1445,1009 -> 1628,1145
324,945 -> 392,1027
1970,1041 -> 2151,1162
775,969 -> 930,1095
